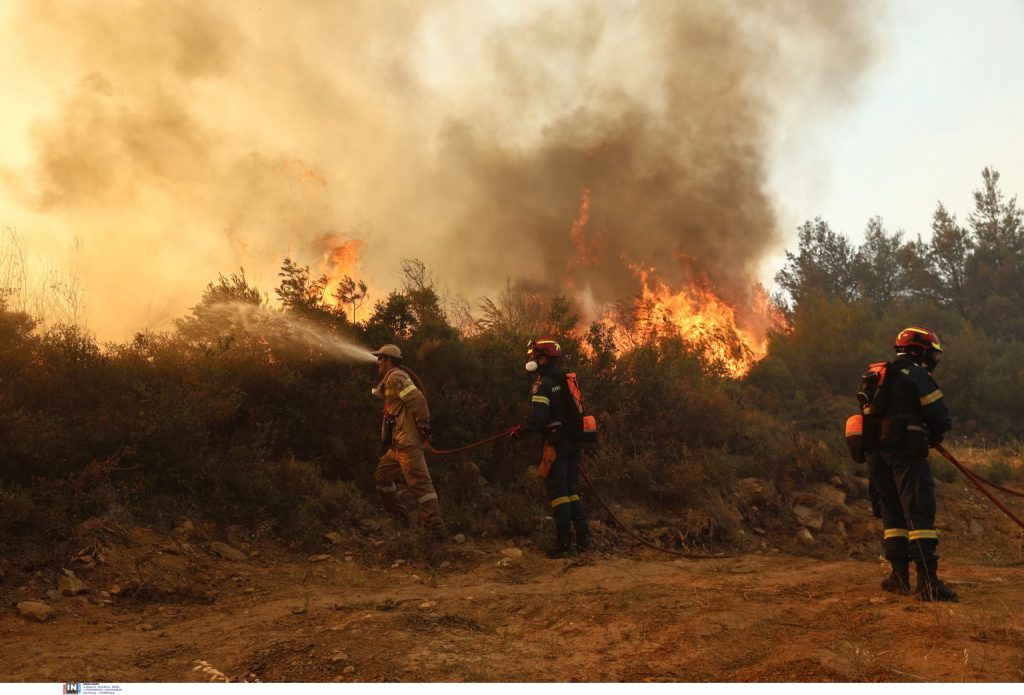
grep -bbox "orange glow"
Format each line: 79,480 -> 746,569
282,159 -> 328,188
568,187 -> 605,267
315,234 -> 368,318
622,262 -> 784,378
564,186 -> 784,377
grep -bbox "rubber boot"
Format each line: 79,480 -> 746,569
573,519 -> 594,552
546,526 -> 578,559
915,559 -> 959,602
880,560 -> 911,595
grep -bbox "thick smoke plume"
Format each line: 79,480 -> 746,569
0,0 -> 876,338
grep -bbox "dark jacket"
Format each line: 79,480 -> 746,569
886,354 -> 952,441
524,368 -> 568,438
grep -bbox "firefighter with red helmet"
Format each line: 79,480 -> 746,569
865,327 -> 957,601
511,338 -> 593,558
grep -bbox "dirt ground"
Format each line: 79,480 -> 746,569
2,469 -> 1023,683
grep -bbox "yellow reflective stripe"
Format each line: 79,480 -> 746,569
883,528 -> 909,539
568,495 -> 580,502
550,496 -> 571,508
920,389 -> 943,406
908,529 -> 939,541
399,383 -> 418,398
532,395 -> 551,405
417,492 -> 438,503
384,388 -> 397,397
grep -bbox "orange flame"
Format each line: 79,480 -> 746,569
622,262 -> 783,378
568,187 -> 605,267
563,187 -> 783,377
315,234 -> 368,318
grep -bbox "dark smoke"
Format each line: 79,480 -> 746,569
433,1 -> 877,313
1,0 -> 877,337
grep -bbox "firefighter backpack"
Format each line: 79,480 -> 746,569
845,361 -> 891,462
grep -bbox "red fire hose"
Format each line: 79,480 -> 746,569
422,429 -> 516,456
934,444 -> 1024,531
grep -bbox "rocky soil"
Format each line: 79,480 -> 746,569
2,464 -> 1022,682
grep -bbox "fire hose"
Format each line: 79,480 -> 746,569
578,465 -> 730,560
933,444 -> 1024,531
422,427 -> 728,559
421,429 -> 517,456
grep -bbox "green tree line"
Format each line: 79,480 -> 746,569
753,167 -> 1024,437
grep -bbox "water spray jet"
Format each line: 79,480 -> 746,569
190,302 -> 378,363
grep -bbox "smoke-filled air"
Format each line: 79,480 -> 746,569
8,1 -> 1024,682
1,0 -> 874,368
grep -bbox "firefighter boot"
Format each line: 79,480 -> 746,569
573,519 -> 594,552
915,559 -> 959,602
546,525 -> 578,559
880,560 -> 911,595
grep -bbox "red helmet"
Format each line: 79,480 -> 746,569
894,326 -> 942,353
527,337 -> 562,359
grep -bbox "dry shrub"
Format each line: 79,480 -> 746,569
678,492 -> 743,547
930,455 -> 959,484
977,458 -> 1020,485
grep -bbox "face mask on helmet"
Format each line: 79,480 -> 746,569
525,360 -> 539,373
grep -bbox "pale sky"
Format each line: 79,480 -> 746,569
768,0 -> 1024,255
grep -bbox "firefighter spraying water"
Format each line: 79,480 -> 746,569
370,344 -> 448,538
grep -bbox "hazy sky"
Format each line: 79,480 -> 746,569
1,1 -> 1021,339
767,0 -> 1024,256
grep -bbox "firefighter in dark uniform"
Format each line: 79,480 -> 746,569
511,338 -> 593,558
868,327 -> 957,602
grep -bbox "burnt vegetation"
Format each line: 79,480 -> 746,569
1,169 -> 1022,551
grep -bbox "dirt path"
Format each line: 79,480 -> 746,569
3,543 -> 1023,682
4,464 -> 1024,683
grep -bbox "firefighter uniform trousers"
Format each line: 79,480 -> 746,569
375,444 -> 446,532
545,438 -> 586,541
868,450 -> 939,565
